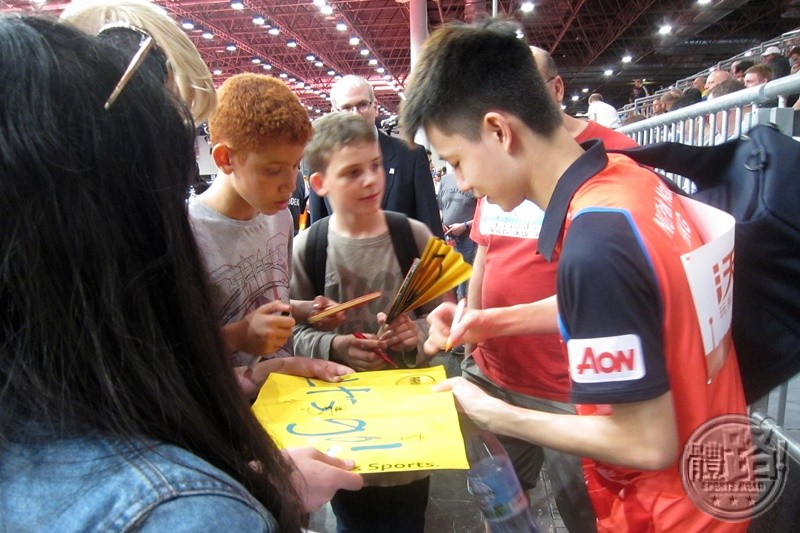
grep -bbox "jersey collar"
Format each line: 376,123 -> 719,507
538,139 -> 609,262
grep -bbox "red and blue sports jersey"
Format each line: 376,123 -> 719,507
468,124 -> 638,402
538,141 -> 750,532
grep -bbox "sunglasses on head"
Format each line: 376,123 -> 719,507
97,22 -> 170,110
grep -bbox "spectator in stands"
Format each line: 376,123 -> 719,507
672,88 -> 705,143
790,46 -> 800,75
710,78 -> 746,100
629,78 -> 649,103
730,59 -> 755,82
709,79 -> 749,143
651,98 -> 666,116
621,113 -> 647,126
587,93 -> 620,129
762,46 -> 791,79
674,87 -> 703,109
691,76 -> 706,93
744,63 -> 773,88
660,89 -> 681,112
704,69 -> 731,95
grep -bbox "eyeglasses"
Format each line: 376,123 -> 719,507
98,23 -> 168,110
339,99 -> 373,113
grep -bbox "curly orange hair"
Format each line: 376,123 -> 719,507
209,73 -> 312,153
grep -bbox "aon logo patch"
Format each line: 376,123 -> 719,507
567,334 -> 645,383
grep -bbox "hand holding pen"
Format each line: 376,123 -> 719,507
445,298 -> 467,352
353,332 -> 398,369
331,331 -> 396,371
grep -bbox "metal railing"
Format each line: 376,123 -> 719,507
618,27 -> 800,122
619,74 -> 800,530
618,73 -> 800,192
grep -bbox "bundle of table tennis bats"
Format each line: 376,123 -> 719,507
382,237 -> 472,328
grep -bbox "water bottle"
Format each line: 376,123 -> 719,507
466,431 -> 540,533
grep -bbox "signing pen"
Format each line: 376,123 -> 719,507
445,297 -> 467,352
353,331 -> 398,368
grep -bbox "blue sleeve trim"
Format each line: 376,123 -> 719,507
557,209 -> 671,405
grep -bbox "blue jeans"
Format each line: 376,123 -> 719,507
453,234 -> 477,300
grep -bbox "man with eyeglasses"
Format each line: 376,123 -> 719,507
308,75 -> 444,239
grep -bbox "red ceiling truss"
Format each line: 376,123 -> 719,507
3,0 -> 798,115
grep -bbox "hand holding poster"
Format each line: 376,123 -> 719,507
252,365 -> 468,473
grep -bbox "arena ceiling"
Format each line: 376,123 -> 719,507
4,0 -> 799,118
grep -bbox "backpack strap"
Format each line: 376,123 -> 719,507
384,211 -> 417,278
305,216 -> 330,297
609,138 -> 740,191
304,212 -> 418,297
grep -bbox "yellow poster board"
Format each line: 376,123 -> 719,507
252,365 -> 469,473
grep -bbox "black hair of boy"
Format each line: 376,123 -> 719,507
400,18 -> 562,141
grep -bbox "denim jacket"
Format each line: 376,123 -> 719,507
0,435 -> 278,532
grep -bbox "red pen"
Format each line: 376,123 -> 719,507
353,331 -> 398,368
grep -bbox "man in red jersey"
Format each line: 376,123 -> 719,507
403,19 -> 751,532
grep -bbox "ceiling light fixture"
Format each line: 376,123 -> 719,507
287,39 -> 298,48
251,57 -> 261,64
336,22 -> 347,32
321,5 -> 333,15
201,29 -> 213,39
213,69 -> 222,75
368,59 -> 378,65
314,61 -> 324,67
262,64 -> 272,70
226,43 -> 237,51
252,15 -> 265,25
306,54 -> 316,61
230,0 -> 244,10
268,27 -> 280,36
181,19 -> 194,30
360,48 -> 369,56
327,69 -> 336,76
520,2 -> 534,14
659,24 -> 672,35
622,55 -> 632,63
604,69 -> 613,76
349,36 -> 359,46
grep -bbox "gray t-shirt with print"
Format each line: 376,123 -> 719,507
189,199 -> 294,366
